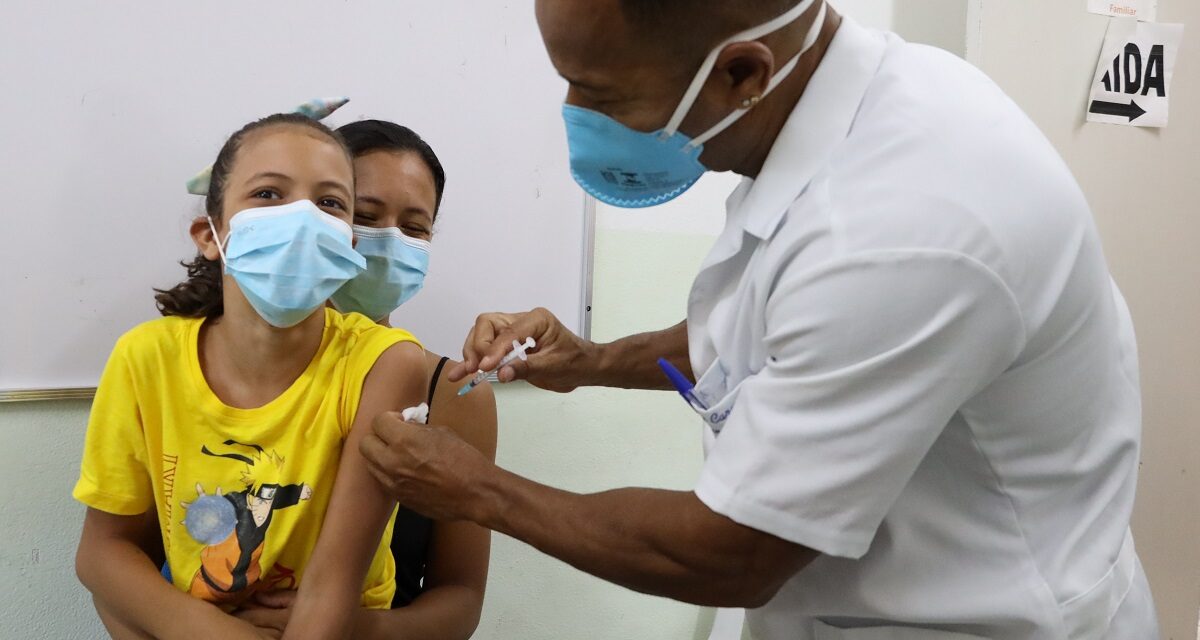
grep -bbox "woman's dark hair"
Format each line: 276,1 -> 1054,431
154,113 -> 351,319
337,120 -> 446,215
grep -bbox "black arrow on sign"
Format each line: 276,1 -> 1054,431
1089,99 -> 1147,122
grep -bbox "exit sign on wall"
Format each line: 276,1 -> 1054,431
1086,18 -> 1185,127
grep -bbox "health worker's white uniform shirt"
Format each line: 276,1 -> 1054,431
687,18 -> 1159,640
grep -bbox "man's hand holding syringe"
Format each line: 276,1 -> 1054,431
446,308 -> 692,394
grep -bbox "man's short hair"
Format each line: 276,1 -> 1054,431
619,0 -> 804,58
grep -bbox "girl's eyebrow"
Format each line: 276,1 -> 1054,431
248,171 -> 350,199
247,171 -> 349,199
247,171 -> 293,183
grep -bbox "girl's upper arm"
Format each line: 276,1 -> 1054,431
330,339 -> 429,566
284,341 -> 428,639
79,508 -> 152,553
76,508 -> 158,606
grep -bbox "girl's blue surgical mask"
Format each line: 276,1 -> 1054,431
563,0 -> 826,208
331,225 -> 431,322
208,200 -> 366,328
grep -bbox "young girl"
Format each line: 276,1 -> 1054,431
235,120 -> 497,639
73,113 -> 427,640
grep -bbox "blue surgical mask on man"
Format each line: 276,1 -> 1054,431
563,0 -> 827,208
331,225 -> 431,322
208,200 -> 366,328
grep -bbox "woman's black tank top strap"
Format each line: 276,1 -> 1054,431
390,355 -> 449,608
427,356 -> 450,407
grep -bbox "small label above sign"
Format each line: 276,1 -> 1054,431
1088,0 -> 1158,22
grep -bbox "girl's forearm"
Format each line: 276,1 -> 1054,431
94,596 -> 154,640
281,455 -> 396,640
354,584 -> 484,640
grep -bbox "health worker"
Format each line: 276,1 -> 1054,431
360,2 -> 1160,638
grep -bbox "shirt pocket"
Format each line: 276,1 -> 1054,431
811,621 -> 989,640
692,357 -> 747,436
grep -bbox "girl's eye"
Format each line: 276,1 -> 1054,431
253,189 -> 281,200
403,225 -> 431,239
318,198 -> 346,211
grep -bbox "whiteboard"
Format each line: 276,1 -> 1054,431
0,1 -> 589,393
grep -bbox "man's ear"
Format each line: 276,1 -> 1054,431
190,216 -> 222,261
711,41 -> 775,111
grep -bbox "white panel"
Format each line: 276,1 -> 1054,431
0,1 -> 586,390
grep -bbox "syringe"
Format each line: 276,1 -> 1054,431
457,337 -> 537,396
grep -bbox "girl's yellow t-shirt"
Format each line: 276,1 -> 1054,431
73,308 -> 420,609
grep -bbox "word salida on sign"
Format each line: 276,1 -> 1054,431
1087,18 -> 1182,127
1099,43 -> 1168,97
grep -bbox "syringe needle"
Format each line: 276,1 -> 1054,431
457,337 -> 537,396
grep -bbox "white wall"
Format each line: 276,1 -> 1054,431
892,0 -> 969,56
838,0 -> 967,57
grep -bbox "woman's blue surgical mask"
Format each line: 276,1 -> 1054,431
331,225 -> 431,322
563,0 -> 827,208
208,200 -> 366,328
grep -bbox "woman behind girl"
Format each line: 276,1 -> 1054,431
237,120 -> 497,639
74,113 -> 426,639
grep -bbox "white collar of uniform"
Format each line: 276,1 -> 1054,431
732,16 -> 888,241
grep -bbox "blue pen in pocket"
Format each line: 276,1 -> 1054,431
657,358 -> 708,412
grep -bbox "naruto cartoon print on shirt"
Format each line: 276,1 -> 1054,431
180,440 -> 312,604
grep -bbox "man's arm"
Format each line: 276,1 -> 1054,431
482,476 -> 815,607
592,320 -> 691,390
361,417 -> 816,608
446,308 -> 690,392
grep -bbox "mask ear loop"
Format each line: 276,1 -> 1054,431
206,216 -> 229,266
686,0 -> 827,150
660,0 -> 819,139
